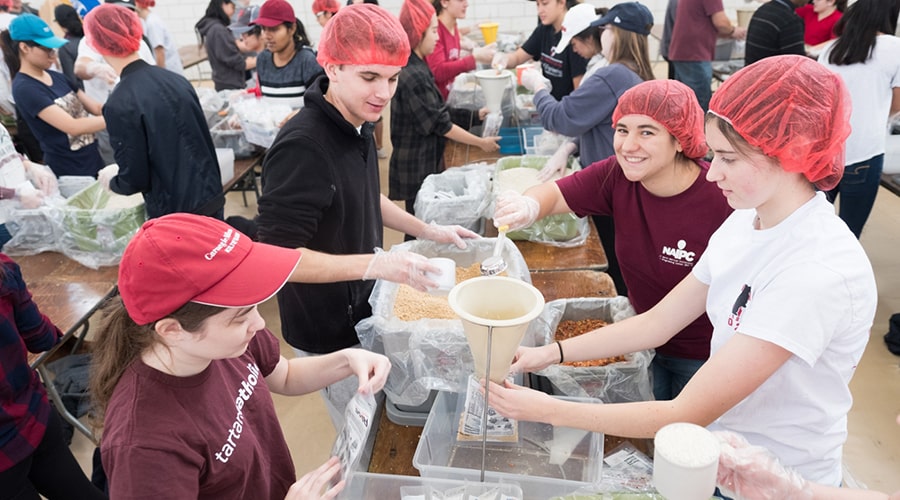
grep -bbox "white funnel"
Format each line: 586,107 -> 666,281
475,69 -> 511,114
448,276 -> 545,383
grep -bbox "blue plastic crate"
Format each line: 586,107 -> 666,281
498,127 -> 525,154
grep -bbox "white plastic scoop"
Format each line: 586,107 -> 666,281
480,225 -> 509,276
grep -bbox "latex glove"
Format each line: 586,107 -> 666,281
493,191 -> 540,231
472,43 -> 496,65
537,141 -> 576,182
714,431 -> 813,500
479,135 -> 501,153
85,61 -> 118,85
284,456 -> 344,500
342,348 -> 392,395
26,163 -> 58,196
459,36 -> 477,52
363,248 -> 439,292
15,182 -> 43,209
419,222 -> 479,249
97,164 -> 119,191
520,68 -> 551,94
491,51 -> 509,71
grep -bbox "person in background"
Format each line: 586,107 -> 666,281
743,0 -> 805,65
252,0 -> 322,109
134,0 -> 183,75
53,4 -> 84,90
520,1 -> 654,298
0,252 -> 106,499
818,0 -> 900,239
486,55 -> 875,488
0,0 -> 15,30
500,0 -> 588,100
257,4 -> 478,427
390,0 -> 499,225
796,0 -> 845,55
667,0 -> 746,110
425,0 -> 494,101
494,79 -> 732,400
230,4 -> 262,55
196,0 -> 256,91
91,213 -> 391,499
659,0 -> 677,79
553,3 -> 608,80
0,126 -> 57,248
86,4 -> 224,220
9,0 -> 38,16
311,0 -> 339,27
6,14 -> 105,177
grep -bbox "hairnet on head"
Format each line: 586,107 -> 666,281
317,4 -> 410,67
312,0 -> 340,14
400,0 -> 435,49
612,79 -> 708,160
83,3 -> 143,58
709,55 -> 851,190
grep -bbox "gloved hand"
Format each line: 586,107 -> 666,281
363,248 -> 439,292
537,141 -> 576,182
472,44 -> 496,65
491,51 -> 509,71
714,431 -> 814,500
85,61 -> 118,85
419,222 -> 479,249
97,164 -> 119,191
26,163 -> 59,196
493,191 -> 540,231
520,68 -> 551,94
15,182 -> 43,209
459,36 -> 477,52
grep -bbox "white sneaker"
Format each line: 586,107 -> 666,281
377,148 -> 388,159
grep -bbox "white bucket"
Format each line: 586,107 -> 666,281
216,148 -> 235,186
475,69 -> 512,114
653,423 -> 721,500
448,276 -> 544,383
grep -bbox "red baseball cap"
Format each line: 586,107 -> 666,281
252,0 -> 296,27
118,214 -> 301,325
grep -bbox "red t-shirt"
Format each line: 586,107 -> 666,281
556,156 -> 733,360
795,5 -> 842,46
426,21 -> 476,100
102,329 -> 295,500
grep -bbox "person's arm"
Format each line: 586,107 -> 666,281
103,97 -> 150,195
890,86 -> 900,119
6,259 -> 63,352
532,68 -> 619,137
711,11 -> 747,40
154,46 -> 166,68
572,74 -> 583,89
77,89 -> 104,116
445,124 -> 499,152
264,348 -> 391,397
36,102 -> 105,136
424,30 -> 476,86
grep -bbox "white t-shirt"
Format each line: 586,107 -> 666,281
77,38 -> 156,104
142,12 -> 184,76
0,127 -> 31,224
0,12 -> 15,31
819,35 -> 900,164
693,192 -> 877,486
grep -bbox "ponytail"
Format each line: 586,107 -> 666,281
0,31 -> 21,79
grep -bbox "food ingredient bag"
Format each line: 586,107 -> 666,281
414,165 -> 491,235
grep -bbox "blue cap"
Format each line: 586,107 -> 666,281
590,2 -> 653,36
9,14 -> 68,49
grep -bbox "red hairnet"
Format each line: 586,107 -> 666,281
312,0 -> 340,14
709,55 -> 851,190
316,4 -> 410,68
612,79 -> 708,160
400,0 -> 435,49
136,0 -> 155,8
0,0 -> 12,10
83,4 -> 143,58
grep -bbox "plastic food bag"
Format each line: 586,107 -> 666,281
535,297 -> 654,404
231,97 -> 293,149
414,166 -> 491,235
355,238 -> 540,407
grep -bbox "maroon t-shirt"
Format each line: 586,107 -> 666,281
102,328 -> 295,499
557,156 -> 733,359
668,0 -> 724,62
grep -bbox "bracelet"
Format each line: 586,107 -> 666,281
556,341 -> 565,364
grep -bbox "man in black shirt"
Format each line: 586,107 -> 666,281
744,0 -> 806,65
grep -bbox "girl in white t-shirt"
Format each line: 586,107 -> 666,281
484,55 -> 878,491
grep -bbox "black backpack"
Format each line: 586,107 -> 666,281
885,313 -> 900,356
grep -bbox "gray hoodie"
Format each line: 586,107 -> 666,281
195,16 -> 247,91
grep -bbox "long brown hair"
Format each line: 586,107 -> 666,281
606,26 -> 654,82
89,297 -> 223,435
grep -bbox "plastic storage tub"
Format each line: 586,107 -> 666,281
340,472 -> 524,499
62,182 -> 145,254
414,167 -> 491,235
413,391 -> 604,500
210,119 -> 255,159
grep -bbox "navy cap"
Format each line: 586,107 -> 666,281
9,14 -> 67,48
590,2 -> 653,35
229,5 -> 260,35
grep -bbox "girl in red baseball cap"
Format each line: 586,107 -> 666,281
90,213 -> 391,499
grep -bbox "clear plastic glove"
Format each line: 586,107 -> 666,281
491,51 -> 509,71
284,456 -> 344,500
419,221 -> 479,249
363,248 -> 438,292
15,182 -> 43,209
460,36 -> 477,52
537,141 -> 576,182
97,164 -> 119,191
343,348 -> 392,395
493,191 -> 540,231
85,61 -> 118,85
472,44 -> 496,65
714,430 -> 813,500
520,68 -> 551,93
26,163 -> 58,196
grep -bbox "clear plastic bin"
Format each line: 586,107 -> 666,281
340,472 -> 524,499
413,391 -> 604,500
210,119 -> 255,159
414,167 -> 490,235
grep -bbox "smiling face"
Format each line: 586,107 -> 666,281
324,63 -> 401,126
704,118 -> 783,211
262,22 -> 294,54
536,0 -> 566,27
613,114 -> 683,185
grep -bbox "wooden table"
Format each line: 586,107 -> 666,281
179,44 -> 208,70
367,269 -> 628,476
486,219 -> 608,272
443,138 -> 504,168
223,153 -> 263,206
20,252 -> 119,443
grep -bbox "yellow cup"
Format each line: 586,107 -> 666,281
479,22 -> 499,45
